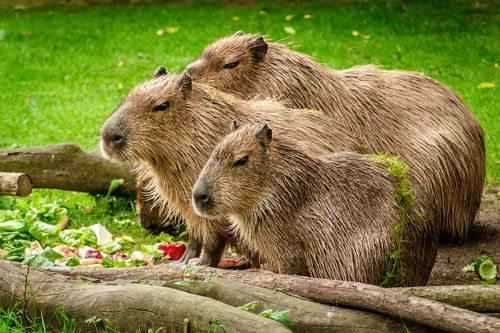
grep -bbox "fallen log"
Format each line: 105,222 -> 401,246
0,172 -> 32,196
394,285 -> 500,313
162,277 -> 441,333
0,260 -> 441,333
61,264 -> 500,313
0,144 -> 135,196
61,264 -> 500,333
0,260 -> 291,333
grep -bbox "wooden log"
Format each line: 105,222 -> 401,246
0,260 -> 291,333
0,144 -> 182,231
0,172 -> 32,196
162,277 -> 441,333
394,285 -> 500,313
62,264 -> 500,313
0,144 -> 135,196
60,264 -> 500,333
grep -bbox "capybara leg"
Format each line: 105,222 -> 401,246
199,237 -> 226,267
179,238 -> 202,264
136,180 -> 186,236
277,255 -> 308,276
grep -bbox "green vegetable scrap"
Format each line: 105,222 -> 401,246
0,194 -> 183,269
463,255 -> 497,284
23,247 -> 64,268
107,179 -> 125,197
0,220 -> 26,232
60,228 -> 97,248
239,303 -> 292,328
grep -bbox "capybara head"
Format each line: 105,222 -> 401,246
100,68 -> 194,167
192,122 -> 273,219
186,32 -> 268,93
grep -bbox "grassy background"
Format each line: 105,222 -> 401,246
0,1 -> 499,182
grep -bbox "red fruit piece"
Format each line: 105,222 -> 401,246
79,247 -> 103,259
158,243 -> 186,261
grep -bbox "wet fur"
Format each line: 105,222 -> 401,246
188,34 -> 486,243
101,74 -> 436,284
102,74 -> 361,265
194,124 -> 423,284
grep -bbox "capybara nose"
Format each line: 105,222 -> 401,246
103,131 -> 126,150
194,192 -> 210,205
192,178 -> 213,211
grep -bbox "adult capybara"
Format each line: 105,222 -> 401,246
193,122 -> 425,285
135,172 -> 185,236
100,71 -> 436,284
186,33 -> 485,243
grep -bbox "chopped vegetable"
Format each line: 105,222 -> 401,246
158,243 -> 186,260
463,255 -> 498,284
28,221 -> 58,241
60,228 -> 97,248
89,224 -> 113,246
0,220 -> 26,232
0,197 -> 186,269
65,256 -> 80,267
100,241 -> 122,254
78,247 -> 103,259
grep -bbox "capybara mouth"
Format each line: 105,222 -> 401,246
99,138 -> 129,162
192,199 -> 221,220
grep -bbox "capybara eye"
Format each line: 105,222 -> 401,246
223,61 -> 240,70
232,155 -> 249,167
152,101 -> 170,112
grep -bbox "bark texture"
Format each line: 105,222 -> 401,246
0,144 -> 135,196
60,263 -> 500,333
163,277 -> 442,333
0,260 -> 291,333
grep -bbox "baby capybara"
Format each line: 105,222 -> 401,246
193,122 -> 423,285
187,33 -> 485,243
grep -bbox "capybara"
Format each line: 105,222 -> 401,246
193,122 -> 425,285
135,173 -> 185,236
186,33 -> 485,243
100,71 -> 436,284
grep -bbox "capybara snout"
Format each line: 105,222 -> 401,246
100,107 -> 129,160
192,176 -> 215,217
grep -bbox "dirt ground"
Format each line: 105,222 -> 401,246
428,187 -> 500,285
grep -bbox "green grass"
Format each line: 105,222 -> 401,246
0,308 -> 77,333
0,1 -> 499,181
0,307 -> 156,333
0,1 -> 499,331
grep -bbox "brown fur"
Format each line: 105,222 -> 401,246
193,123 -> 424,284
187,33 -> 486,243
135,175 -> 185,236
100,72 -> 436,284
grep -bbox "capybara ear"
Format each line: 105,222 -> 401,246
233,31 -> 245,37
249,36 -> 268,63
153,66 -> 168,78
256,124 -> 272,147
177,72 -> 192,98
229,119 -> 240,132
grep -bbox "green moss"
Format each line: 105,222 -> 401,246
370,153 -> 416,287
370,154 -> 415,211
